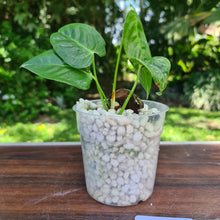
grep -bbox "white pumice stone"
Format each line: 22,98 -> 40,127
138,159 -> 145,167
104,122 -> 110,128
96,119 -> 103,128
92,124 -> 98,132
122,184 -> 129,193
117,117 -> 130,126
97,132 -> 104,142
117,126 -> 126,136
138,152 -> 144,160
124,143 -> 135,150
111,180 -> 117,187
106,135 -> 116,143
111,159 -> 119,167
126,109 -> 134,115
112,188 -> 119,196
133,131 -> 143,143
108,109 -> 116,115
105,178 -> 111,184
131,174 -> 140,183
119,147 -> 125,153
106,163 -> 112,170
129,195 -> 137,203
132,120 -> 140,128
110,172 -> 117,180
102,154 -> 110,162
109,120 -> 117,127
112,196 -> 119,203
105,197 -> 112,204
113,167 -> 118,172
117,177 -> 124,185
126,125 -> 134,134
117,135 -> 123,142
123,172 -> 129,180
134,146 -> 140,151
127,159 -> 134,167
118,154 -> 126,162
111,126 -> 117,131
118,170 -> 124,176
90,132 -> 96,140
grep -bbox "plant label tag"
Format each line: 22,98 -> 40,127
135,216 -> 192,220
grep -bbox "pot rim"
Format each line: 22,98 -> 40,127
73,99 -> 169,118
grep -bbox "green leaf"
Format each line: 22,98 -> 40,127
122,8 -> 154,98
139,67 -> 152,98
123,9 -> 151,61
21,50 -> 93,90
203,8 -> 220,23
130,60 -> 152,98
131,56 -> 171,92
50,23 -> 106,68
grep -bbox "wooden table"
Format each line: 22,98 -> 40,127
0,142 -> 220,220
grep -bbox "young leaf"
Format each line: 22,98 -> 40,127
139,67 -> 152,98
123,9 -> 151,61
131,56 -> 171,92
123,8 -> 153,97
21,50 -> 93,90
50,23 -> 106,69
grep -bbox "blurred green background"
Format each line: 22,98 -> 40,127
0,0 -> 219,142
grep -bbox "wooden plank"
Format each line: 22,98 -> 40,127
0,143 -> 219,220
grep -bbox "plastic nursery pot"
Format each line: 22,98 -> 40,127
73,100 -> 169,206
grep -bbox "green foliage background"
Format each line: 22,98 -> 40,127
0,0 -> 220,124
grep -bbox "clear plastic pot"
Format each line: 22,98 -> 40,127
73,100 -> 168,206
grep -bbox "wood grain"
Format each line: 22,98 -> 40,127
0,143 -> 219,220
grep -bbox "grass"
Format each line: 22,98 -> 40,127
162,107 -> 220,141
0,107 -> 219,143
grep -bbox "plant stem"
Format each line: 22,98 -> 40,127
92,59 -> 109,110
111,35 -> 124,109
118,64 -> 142,115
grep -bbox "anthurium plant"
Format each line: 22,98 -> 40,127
21,8 -> 171,114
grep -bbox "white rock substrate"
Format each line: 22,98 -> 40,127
74,99 -> 165,206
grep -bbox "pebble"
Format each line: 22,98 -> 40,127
112,188 -> 119,196
129,195 -> 137,203
133,132 -> 143,143
117,126 -> 126,136
112,196 -> 119,203
106,135 -> 115,143
122,184 -> 129,193
111,159 -> 119,167
117,117 -> 130,126
103,154 -> 110,162
96,119 -> 103,128
117,177 -> 124,185
126,125 -> 133,134
92,124 -> 98,132
97,132 -> 104,142
124,143 -> 134,150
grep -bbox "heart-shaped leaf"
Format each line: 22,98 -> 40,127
123,9 -> 151,61
131,56 -> 171,92
21,50 -> 93,90
50,23 -> 106,68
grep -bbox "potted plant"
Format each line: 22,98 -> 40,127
21,8 -> 171,206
